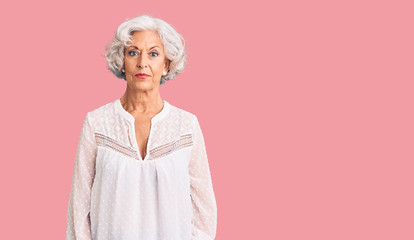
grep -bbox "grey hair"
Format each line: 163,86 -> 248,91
105,14 -> 187,85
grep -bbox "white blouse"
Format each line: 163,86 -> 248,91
66,98 -> 217,240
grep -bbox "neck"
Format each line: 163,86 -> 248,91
120,89 -> 164,115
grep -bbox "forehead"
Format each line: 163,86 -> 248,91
129,30 -> 163,48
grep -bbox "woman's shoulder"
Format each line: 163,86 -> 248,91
168,102 -> 198,123
83,99 -> 118,122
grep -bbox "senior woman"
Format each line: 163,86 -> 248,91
66,15 -> 217,240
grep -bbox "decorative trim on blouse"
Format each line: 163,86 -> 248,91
149,133 -> 193,160
94,132 -> 193,161
95,132 -> 139,160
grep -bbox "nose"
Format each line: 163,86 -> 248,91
137,52 -> 148,68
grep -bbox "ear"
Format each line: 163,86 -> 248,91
164,59 -> 171,73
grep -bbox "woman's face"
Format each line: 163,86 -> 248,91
123,30 -> 170,90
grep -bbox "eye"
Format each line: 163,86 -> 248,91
151,51 -> 159,57
128,50 -> 138,56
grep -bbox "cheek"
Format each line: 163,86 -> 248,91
155,62 -> 166,72
124,58 -> 132,69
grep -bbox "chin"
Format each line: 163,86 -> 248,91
134,79 -> 155,88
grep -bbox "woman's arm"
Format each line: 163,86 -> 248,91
66,112 -> 97,240
189,114 -> 218,240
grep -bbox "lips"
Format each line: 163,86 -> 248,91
135,73 -> 150,79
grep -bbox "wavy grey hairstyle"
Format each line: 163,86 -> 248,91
105,14 -> 187,85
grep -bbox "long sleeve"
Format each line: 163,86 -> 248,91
66,112 -> 97,240
189,115 -> 218,240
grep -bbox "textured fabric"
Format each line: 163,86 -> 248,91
66,98 -> 217,240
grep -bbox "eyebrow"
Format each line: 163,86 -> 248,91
129,45 -> 160,50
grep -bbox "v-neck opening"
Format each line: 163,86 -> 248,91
114,98 -> 171,161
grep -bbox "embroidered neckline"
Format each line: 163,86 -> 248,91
95,133 -> 139,159
150,134 -> 193,160
95,132 -> 193,161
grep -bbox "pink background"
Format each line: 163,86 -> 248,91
1,0 -> 413,239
